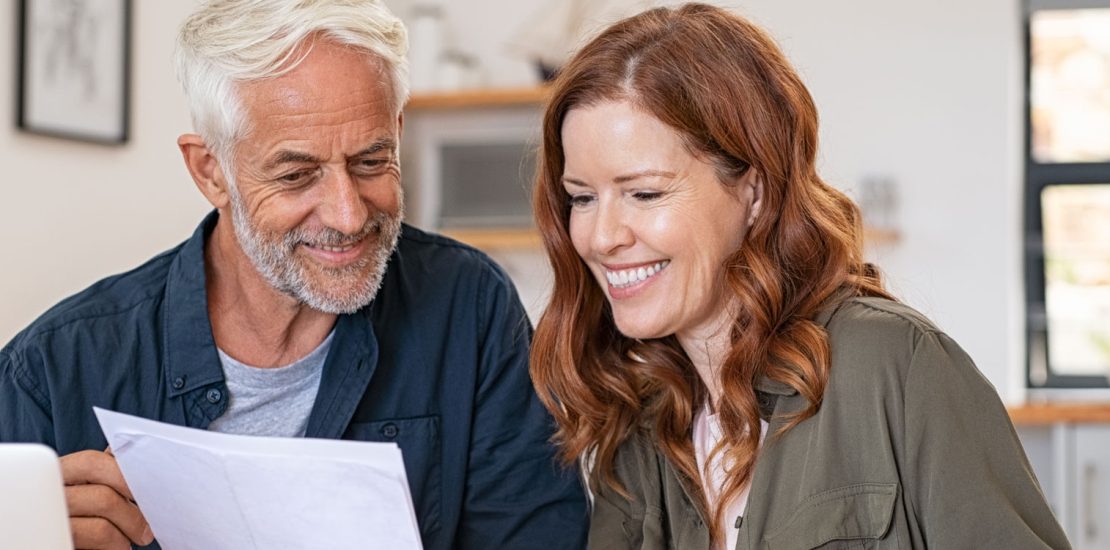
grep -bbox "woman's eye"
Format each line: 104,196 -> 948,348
632,191 -> 663,201
567,194 -> 595,208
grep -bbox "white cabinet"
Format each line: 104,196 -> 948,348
1073,425 -> 1110,550
1018,423 -> 1110,549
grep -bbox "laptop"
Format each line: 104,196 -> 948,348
0,444 -> 73,550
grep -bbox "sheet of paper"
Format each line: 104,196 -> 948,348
94,407 -> 423,550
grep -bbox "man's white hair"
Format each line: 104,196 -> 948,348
175,0 -> 409,165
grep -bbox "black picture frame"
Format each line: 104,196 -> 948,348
16,0 -> 131,145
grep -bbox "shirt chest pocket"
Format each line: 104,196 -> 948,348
762,483 -> 898,550
345,415 -> 442,534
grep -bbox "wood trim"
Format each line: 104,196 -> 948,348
406,86 -> 549,110
441,227 -> 543,250
1008,403 -> 1110,425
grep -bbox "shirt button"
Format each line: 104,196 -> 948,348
172,377 -> 186,390
380,423 -> 399,439
205,388 -> 223,404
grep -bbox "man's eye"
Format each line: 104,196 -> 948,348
353,158 -> 389,173
278,171 -> 313,185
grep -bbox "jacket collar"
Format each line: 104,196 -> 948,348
753,293 -> 851,399
162,211 -> 224,398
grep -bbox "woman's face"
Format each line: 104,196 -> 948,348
561,100 -> 761,341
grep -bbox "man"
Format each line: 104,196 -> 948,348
0,1 -> 587,549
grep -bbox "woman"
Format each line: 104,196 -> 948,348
530,4 -> 1069,549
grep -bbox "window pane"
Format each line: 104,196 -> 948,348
1042,184 -> 1110,376
1030,9 -> 1110,163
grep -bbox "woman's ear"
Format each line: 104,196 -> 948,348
745,169 -> 764,228
178,134 -> 232,209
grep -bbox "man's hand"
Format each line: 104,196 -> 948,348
61,449 -> 154,550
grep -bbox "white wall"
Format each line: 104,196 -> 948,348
1,0 -> 1027,401
727,0 -> 1028,402
0,1 -> 209,342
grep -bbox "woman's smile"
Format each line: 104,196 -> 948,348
603,260 -> 671,298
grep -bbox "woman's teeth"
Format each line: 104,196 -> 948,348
606,260 -> 670,288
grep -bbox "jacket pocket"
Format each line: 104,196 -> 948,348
763,483 -> 898,550
346,415 -> 442,534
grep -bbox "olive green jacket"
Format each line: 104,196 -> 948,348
588,297 -> 1070,550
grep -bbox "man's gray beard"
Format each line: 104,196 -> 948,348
227,185 -> 403,314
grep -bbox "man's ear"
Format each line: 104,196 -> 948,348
178,134 -> 231,209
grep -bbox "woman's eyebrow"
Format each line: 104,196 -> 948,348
613,169 -> 676,183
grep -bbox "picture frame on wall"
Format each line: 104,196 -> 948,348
16,0 -> 131,145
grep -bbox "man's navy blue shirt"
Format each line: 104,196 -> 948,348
0,212 -> 587,549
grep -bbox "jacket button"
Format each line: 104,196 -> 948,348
380,423 -> 399,439
206,388 -> 223,404
172,377 -> 186,390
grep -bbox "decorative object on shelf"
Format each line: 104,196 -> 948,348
508,0 -> 656,82
437,49 -> 482,91
856,175 -> 901,245
407,3 -> 444,93
16,0 -> 131,144
406,3 -> 483,93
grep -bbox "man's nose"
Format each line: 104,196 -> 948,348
320,169 -> 369,236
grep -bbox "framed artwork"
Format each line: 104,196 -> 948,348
16,0 -> 132,144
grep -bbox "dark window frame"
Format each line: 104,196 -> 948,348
1023,0 -> 1110,388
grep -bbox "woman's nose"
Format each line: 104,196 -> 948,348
590,201 -> 634,256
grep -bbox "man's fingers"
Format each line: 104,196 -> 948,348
60,450 -> 135,501
62,451 -> 153,548
66,484 -> 153,547
70,516 -> 132,550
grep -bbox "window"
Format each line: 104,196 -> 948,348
1025,1 -> 1110,387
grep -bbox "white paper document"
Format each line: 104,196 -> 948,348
94,407 -> 423,550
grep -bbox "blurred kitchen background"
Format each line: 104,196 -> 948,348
1,0 -> 1108,546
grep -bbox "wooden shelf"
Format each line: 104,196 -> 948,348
442,227 -> 543,250
406,86 -> 549,110
1008,403 -> 1110,425
445,225 -> 899,251
444,225 -> 901,251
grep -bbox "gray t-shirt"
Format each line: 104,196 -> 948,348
207,331 -> 332,437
